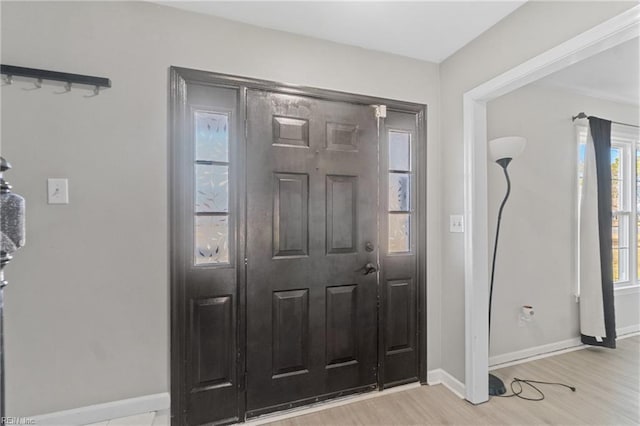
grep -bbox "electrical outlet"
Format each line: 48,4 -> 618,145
449,215 -> 464,233
48,178 -> 69,204
518,306 -> 534,327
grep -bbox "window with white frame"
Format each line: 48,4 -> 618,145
578,125 -> 640,286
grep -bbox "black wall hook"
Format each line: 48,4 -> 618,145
0,64 -> 111,91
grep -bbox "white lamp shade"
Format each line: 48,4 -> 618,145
488,136 -> 526,162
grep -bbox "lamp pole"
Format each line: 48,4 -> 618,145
488,157 -> 512,396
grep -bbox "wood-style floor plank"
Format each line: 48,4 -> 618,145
265,336 -> 639,425
151,409 -> 170,426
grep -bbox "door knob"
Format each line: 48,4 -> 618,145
362,262 -> 378,275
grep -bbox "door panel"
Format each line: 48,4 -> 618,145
379,111 -> 420,387
172,82 -> 241,426
326,175 -> 358,253
385,280 -> 415,353
272,289 -> 309,376
191,296 -> 233,387
273,173 -> 309,257
326,285 -> 358,366
245,90 -> 379,416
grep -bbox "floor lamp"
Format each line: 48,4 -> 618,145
488,136 -> 526,396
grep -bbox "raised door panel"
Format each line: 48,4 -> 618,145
326,122 -> 358,152
273,173 -> 309,257
190,296 -> 234,390
326,175 -> 357,254
382,277 -> 418,386
272,289 -> 310,377
273,116 -> 309,147
326,285 -> 358,367
385,281 -> 414,354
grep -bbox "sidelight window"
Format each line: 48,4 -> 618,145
194,111 -> 231,265
388,130 -> 412,253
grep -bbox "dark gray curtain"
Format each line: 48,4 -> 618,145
581,117 -> 616,348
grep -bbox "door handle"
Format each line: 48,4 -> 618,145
361,262 -> 378,275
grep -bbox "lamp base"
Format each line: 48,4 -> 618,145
489,373 -> 506,396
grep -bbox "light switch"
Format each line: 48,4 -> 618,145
48,178 -> 69,204
449,214 -> 464,233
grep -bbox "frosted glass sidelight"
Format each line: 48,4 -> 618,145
389,173 -> 410,211
195,164 -> 229,213
193,110 -> 232,265
389,131 -> 411,171
389,214 -> 410,253
195,111 -> 229,162
195,216 -> 229,264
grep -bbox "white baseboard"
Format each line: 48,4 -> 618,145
489,337 -> 583,369
30,392 -> 170,426
426,369 -> 465,399
489,325 -> 640,370
618,324 -> 640,336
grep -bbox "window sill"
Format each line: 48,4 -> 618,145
614,284 -> 640,296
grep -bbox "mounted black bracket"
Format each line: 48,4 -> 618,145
1,64 -> 111,92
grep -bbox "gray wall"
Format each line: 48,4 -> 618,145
2,0 -> 637,416
439,1 -> 637,382
0,1 -> 442,416
487,84 -> 640,358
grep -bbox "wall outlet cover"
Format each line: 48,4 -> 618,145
48,178 -> 69,204
449,214 -> 464,233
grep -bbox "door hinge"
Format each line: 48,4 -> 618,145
240,373 -> 247,392
244,257 -> 248,265
374,105 -> 387,119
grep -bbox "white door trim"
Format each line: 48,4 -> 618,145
463,5 -> 640,404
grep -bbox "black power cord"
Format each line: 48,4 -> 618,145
495,377 -> 576,401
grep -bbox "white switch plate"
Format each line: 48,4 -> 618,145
449,214 -> 464,233
48,178 -> 69,204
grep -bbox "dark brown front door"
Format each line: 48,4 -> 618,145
171,68 -> 425,426
245,90 -> 379,416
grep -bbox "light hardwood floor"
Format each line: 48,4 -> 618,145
266,335 -> 639,426
102,335 -> 639,425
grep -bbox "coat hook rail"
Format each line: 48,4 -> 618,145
0,64 -> 111,89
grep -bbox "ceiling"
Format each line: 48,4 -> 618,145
536,37 -> 640,106
154,1 -> 526,63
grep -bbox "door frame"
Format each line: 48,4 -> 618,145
462,6 -> 640,405
169,66 -> 428,423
